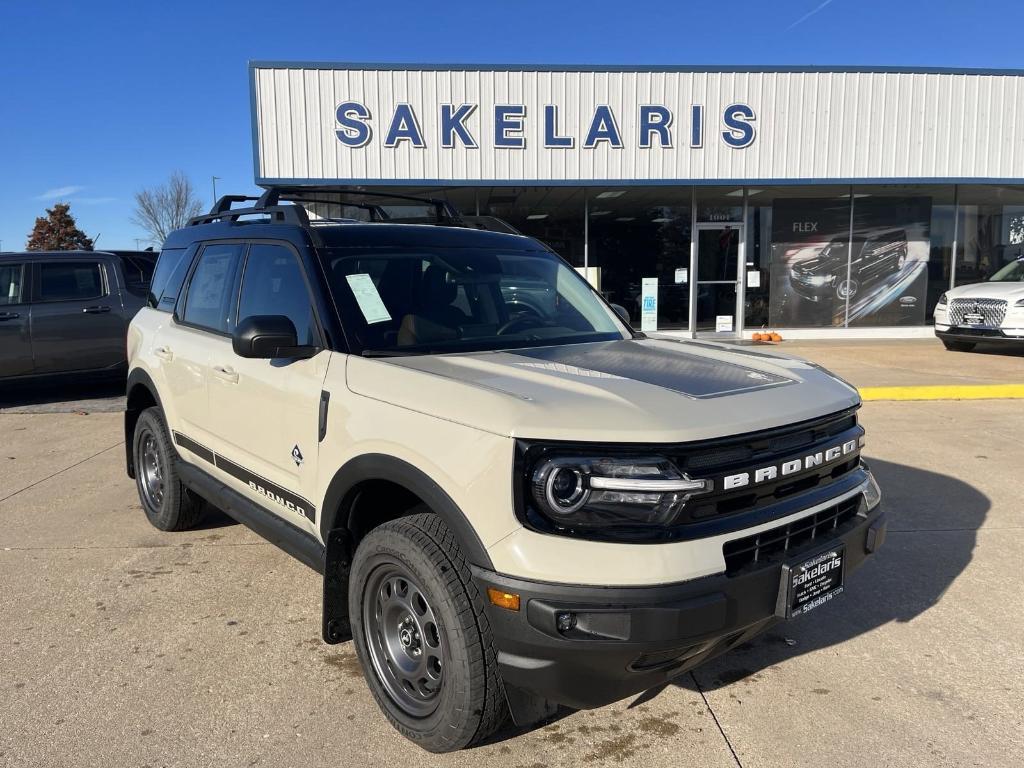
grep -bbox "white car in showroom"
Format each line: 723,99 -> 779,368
934,257 -> 1024,351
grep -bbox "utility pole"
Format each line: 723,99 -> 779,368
212,176 -> 221,206
135,238 -> 143,250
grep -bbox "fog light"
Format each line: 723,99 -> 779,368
487,588 -> 520,611
556,611 -> 576,633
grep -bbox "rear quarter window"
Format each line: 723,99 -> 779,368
148,247 -> 194,312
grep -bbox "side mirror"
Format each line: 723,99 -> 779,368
233,315 -> 315,359
611,303 -> 632,325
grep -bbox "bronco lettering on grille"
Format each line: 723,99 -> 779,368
722,438 -> 859,490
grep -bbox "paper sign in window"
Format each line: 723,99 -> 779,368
345,273 -> 392,324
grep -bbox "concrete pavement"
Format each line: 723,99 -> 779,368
2,343 -> 1023,766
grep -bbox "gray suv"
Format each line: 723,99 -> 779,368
0,250 -> 153,381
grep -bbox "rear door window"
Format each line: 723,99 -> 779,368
0,263 -> 25,305
38,261 -> 106,302
181,243 -> 244,334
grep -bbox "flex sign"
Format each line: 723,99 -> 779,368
334,102 -> 757,150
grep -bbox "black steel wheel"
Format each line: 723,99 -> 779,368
132,407 -> 203,531
362,564 -> 446,717
349,513 -> 507,752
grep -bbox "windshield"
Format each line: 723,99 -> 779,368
323,246 -> 630,355
989,258 -> 1024,282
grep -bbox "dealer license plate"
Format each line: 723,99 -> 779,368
776,546 -> 846,619
964,312 -> 985,325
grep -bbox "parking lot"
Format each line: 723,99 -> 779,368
1,338 -> 1022,768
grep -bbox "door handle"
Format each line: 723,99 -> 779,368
212,365 -> 239,384
153,346 -> 173,361
83,305 -> 111,314
0,311 -> 19,321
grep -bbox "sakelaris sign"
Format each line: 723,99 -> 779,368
334,102 -> 757,150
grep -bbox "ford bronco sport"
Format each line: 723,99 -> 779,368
125,189 -> 886,752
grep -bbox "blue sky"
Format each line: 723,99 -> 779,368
1,0 -> 1021,251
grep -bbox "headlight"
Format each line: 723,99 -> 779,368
807,274 -> 834,287
1015,298 -> 1024,308
527,454 -> 710,533
937,292 -> 948,307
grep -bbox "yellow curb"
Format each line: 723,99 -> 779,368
860,384 -> 1024,401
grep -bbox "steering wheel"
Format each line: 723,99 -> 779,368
496,314 -> 547,336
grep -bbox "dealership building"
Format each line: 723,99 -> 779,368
250,62 -> 1024,338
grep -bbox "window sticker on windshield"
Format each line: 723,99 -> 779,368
346,273 -> 392,324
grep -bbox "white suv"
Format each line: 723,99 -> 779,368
934,257 -> 1024,351
125,192 -> 886,752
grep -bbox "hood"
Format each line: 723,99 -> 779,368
946,281 -> 1024,301
346,338 -> 860,443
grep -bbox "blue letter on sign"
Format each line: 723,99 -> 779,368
384,104 -> 425,148
690,104 -> 704,148
494,105 -> 526,148
335,102 -> 371,147
584,106 -> 622,148
721,104 -> 756,148
441,103 -> 477,148
639,105 -> 672,148
544,105 -> 573,148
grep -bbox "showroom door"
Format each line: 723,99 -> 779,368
692,224 -> 743,335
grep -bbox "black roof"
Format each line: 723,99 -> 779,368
164,217 -> 543,252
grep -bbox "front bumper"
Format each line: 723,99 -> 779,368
789,275 -> 831,302
474,501 -> 885,711
935,326 -> 1024,344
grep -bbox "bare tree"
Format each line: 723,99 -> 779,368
131,171 -> 204,245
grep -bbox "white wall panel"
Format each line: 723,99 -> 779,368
251,65 -> 1024,184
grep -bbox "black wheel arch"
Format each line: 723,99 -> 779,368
319,454 -> 495,645
320,453 -> 493,570
124,368 -> 164,478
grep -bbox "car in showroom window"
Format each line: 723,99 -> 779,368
934,255 -> 1024,352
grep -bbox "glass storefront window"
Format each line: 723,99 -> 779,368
751,186 -> 852,329
845,185 -> 955,327
585,187 -> 693,329
349,182 -> 1022,334
955,185 -> 1024,286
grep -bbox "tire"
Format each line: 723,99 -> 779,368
349,512 -> 507,752
942,340 -> 976,352
132,407 -> 204,531
836,278 -> 859,301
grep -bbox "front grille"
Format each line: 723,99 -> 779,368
671,412 -> 862,523
949,298 -> 1007,327
723,495 -> 861,575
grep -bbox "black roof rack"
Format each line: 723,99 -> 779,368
188,188 -> 312,227
189,187 -> 520,234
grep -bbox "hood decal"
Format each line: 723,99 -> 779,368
508,340 -> 794,399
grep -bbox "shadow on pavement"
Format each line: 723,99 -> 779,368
0,374 -> 126,412
672,457 -> 987,693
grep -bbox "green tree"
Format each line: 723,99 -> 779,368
26,202 -> 94,251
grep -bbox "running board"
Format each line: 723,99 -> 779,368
176,460 -> 325,574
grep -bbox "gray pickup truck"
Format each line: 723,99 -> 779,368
0,249 -> 154,381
